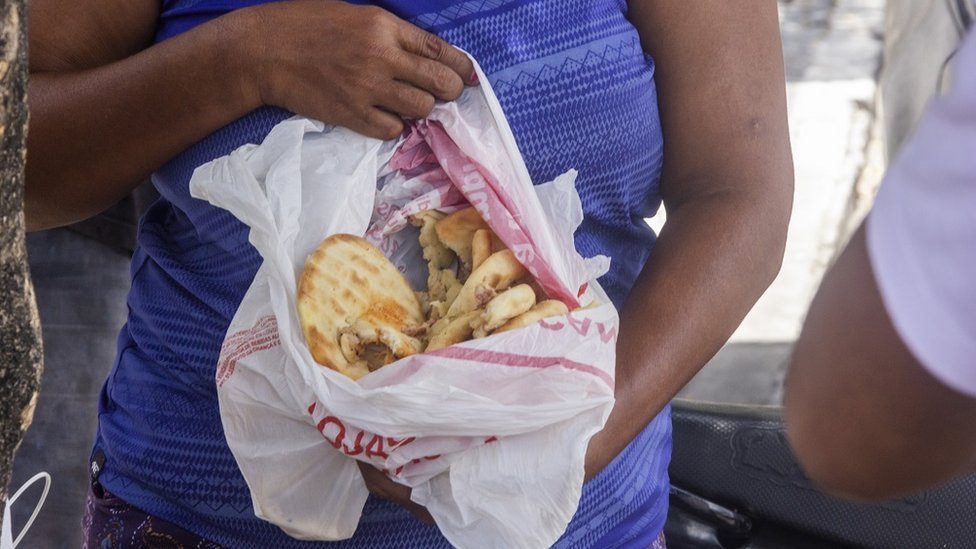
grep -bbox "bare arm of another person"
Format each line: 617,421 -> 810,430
26,0 -> 475,230
785,226 -> 976,500
584,0 -> 794,477
784,31 -> 976,500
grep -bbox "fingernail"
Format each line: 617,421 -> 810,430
469,71 -> 479,85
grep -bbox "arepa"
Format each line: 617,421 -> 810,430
297,234 -> 425,380
434,207 -> 505,277
493,299 -> 570,334
447,249 -> 528,317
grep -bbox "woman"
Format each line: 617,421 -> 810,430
26,0 -> 792,546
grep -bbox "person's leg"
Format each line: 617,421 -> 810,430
9,228 -> 130,548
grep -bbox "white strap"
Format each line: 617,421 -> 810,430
1,472 -> 51,549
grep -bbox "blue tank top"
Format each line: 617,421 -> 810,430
94,1 -> 671,547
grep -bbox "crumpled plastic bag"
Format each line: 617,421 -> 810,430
189,57 -> 617,549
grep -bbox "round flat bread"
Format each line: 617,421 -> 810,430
298,234 -> 424,380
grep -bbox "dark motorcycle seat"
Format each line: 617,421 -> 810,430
669,399 -> 976,548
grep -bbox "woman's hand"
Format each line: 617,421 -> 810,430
26,0 -> 476,229
244,1 -> 476,139
357,461 -> 434,524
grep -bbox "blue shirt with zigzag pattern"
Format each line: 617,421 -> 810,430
93,1 -> 671,546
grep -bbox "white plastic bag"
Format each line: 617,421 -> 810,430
189,58 -> 617,549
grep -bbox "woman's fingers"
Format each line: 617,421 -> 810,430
398,25 -> 476,88
336,104 -> 404,140
394,54 -> 465,102
357,462 -> 435,524
341,82 -> 433,139
377,81 -> 436,120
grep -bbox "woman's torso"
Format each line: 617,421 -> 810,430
94,1 -> 669,546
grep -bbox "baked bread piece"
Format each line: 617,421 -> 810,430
426,310 -> 482,351
435,207 -> 504,278
298,234 -> 425,380
447,249 -> 528,318
472,284 -> 537,338
493,300 -> 570,334
471,228 -> 493,271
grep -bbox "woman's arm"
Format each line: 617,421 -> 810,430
26,0 -> 474,230
586,0 -> 794,476
784,225 -> 976,500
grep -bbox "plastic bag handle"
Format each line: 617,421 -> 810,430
2,472 -> 51,548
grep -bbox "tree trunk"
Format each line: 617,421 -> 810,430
0,0 -> 42,529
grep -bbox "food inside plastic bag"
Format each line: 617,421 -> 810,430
189,57 -> 617,549
297,205 -> 573,380
297,233 -> 426,380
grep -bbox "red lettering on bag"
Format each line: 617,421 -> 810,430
485,436 -> 498,444
365,435 -> 389,459
343,431 -> 366,456
415,193 -> 432,210
468,191 -> 488,211
537,314 -> 615,345
217,316 -> 280,387
567,315 -> 591,336
377,202 -> 397,218
317,416 -> 346,450
512,244 -> 534,264
539,318 -> 565,331
597,322 -> 617,344
459,162 -> 481,188
387,437 -> 416,451
307,405 -> 419,459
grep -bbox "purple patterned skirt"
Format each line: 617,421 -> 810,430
83,483 -> 223,548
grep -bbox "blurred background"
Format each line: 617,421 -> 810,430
668,0 -> 889,406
